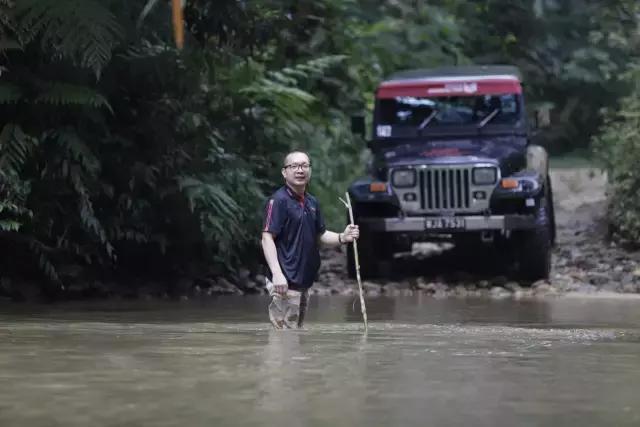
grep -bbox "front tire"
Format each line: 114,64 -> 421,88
514,192 -> 552,282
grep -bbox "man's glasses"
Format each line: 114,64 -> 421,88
283,163 -> 311,171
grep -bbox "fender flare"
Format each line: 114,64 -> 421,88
526,145 -> 549,183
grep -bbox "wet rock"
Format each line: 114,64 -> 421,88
490,286 -> 510,298
340,287 -> 355,296
454,285 -> 468,297
253,274 -> 266,288
385,288 -> 402,296
411,276 -> 427,290
218,278 -> 244,295
504,281 -> 521,292
575,258 -> 598,270
587,272 -> 610,286
238,268 -> 251,280
313,287 -> 332,296
433,290 -> 448,299
533,283 -> 558,296
621,274 -> 635,287
242,280 -> 262,294
477,280 -> 490,289
417,282 -> 436,293
532,280 -> 551,289
513,290 -> 528,300
363,282 -> 382,294
599,282 -> 621,293
382,283 -> 399,294
491,276 -> 508,287
579,284 -> 598,293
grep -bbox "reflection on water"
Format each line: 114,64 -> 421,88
0,296 -> 640,426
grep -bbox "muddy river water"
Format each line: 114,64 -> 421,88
1,295 -> 639,426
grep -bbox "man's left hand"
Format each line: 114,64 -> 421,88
342,224 -> 359,243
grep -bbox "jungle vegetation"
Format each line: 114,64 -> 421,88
0,0 -> 638,299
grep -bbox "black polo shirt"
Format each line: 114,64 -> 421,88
262,185 -> 326,290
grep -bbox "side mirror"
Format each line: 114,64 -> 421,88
351,115 -> 366,138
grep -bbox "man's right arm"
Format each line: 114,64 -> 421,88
261,232 -> 288,294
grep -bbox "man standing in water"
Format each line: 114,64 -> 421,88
261,151 -> 359,329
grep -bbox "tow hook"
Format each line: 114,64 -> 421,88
481,231 -> 494,243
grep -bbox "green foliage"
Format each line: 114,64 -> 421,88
0,124 -> 35,232
2,0 -> 639,294
36,83 -> 113,112
14,0 -> 123,78
593,66 -> 640,242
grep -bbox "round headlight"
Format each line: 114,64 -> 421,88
472,167 -> 497,185
392,169 -> 416,187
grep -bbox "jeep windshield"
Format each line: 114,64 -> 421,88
375,94 -> 521,136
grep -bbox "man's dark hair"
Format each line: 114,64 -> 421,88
282,151 -> 311,167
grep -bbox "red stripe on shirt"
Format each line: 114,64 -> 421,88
263,199 -> 274,231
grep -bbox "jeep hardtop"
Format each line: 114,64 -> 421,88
348,65 -> 556,281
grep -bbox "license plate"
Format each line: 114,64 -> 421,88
424,217 -> 466,230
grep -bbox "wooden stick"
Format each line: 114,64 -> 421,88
340,192 -> 368,332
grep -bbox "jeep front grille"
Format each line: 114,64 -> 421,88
421,168 -> 471,211
391,165 -> 497,214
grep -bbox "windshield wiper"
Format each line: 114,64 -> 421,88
477,109 -> 500,129
417,109 -> 438,133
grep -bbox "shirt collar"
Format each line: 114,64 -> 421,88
285,185 -> 306,202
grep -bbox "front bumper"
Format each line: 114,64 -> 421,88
359,214 -> 536,232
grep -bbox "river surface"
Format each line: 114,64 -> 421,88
1,296 -> 640,426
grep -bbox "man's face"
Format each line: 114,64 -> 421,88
281,152 -> 311,188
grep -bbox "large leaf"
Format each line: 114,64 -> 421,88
35,83 -> 112,112
14,0 -> 123,78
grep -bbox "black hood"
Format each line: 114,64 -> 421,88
374,136 -> 527,176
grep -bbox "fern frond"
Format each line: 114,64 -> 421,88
0,200 -> 30,215
69,166 -> 115,261
177,176 -> 243,240
15,0 -> 123,78
240,56 -> 347,121
0,83 -> 22,104
0,219 -> 21,231
0,123 -> 37,175
122,39 -> 172,60
36,83 -> 112,112
137,0 -> 161,27
241,79 -> 316,118
269,55 -> 348,83
52,129 -> 101,175
28,239 -> 63,288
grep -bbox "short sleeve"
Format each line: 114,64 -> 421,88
262,198 -> 287,237
315,203 -> 326,235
